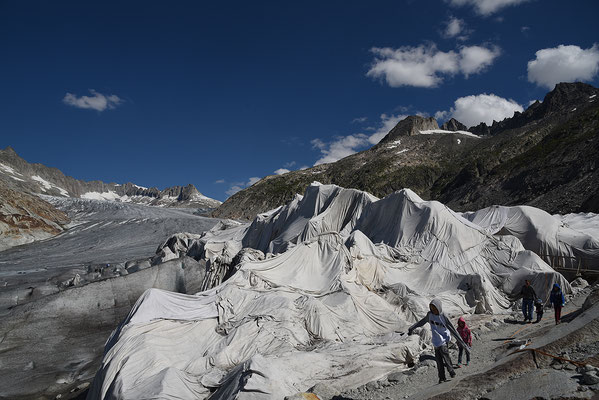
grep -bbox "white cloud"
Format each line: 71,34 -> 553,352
274,168 -> 290,175
214,179 -> 225,184
447,0 -> 531,16
443,17 -> 469,40
434,110 -> 450,121
351,116 -> 368,123
367,44 -> 500,88
63,89 -> 123,111
311,134 -> 369,165
459,45 -> 501,76
225,176 -> 261,197
283,161 -> 296,168
437,94 -> 523,127
225,185 -> 244,196
247,177 -> 260,186
527,44 -> 599,89
312,113 -> 408,165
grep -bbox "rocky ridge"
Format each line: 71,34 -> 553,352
213,82 -> 599,220
0,146 -> 221,209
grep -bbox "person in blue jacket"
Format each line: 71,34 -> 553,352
549,283 -> 565,325
408,298 -> 470,384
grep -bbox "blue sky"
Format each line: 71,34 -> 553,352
1,0 -> 598,201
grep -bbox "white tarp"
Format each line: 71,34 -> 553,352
88,183 -> 576,399
462,205 -> 599,271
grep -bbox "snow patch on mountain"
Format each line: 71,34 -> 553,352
31,175 -> 69,196
418,129 -> 480,138
0,162 -> 22,176
81,191 -> 126,202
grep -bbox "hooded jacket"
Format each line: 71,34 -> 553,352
550,283 -> 565,307
457,316 -> 472,347
409,298 -> 470,354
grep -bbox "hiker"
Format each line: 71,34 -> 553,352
534,298 -> 544,323
520,279 -> 537,323
456,317 -> 472,367
550,283 -> 566,324
408,299 -> 470,383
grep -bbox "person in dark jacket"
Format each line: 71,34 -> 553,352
520,280 -> 537,323
549,283 -> 566,324
408,299 -> 470,383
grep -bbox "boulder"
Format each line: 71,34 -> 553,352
571,277 -> 589,289
308,382 -> 338,400
582,370 -> 599,385
365,380 -> 380,391
387,371 -> 406,383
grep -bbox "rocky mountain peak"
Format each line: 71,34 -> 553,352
2,146 -> 17,155
540,82 -> 597,113
380,115 -> 439,143
160,184 -> 201,201
0,146 -> 24,164
441,118 -> 468,132
467,82 -> 598,137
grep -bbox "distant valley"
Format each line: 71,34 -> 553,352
0,147 -> 221,250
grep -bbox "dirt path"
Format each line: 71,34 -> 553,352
336,285 -> 596,400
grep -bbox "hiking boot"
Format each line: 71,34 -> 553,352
450,371 -> 456,378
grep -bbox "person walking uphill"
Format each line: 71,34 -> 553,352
520,280 -> 538,323
408,299 -> 470,384
550,283 -> 566,324
456,317 -> 472,367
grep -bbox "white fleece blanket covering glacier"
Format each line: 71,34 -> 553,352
87,183 -> 593,400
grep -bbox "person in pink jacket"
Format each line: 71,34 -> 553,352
457,316 -> 472,367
